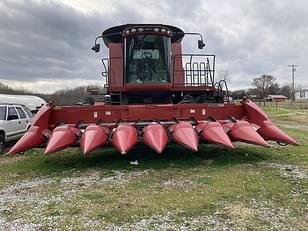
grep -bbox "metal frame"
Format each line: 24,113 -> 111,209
102,53 -> 216,89
174,54 -> 215,87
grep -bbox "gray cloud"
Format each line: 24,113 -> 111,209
0,0 -> 307,92
0,0 -> 108,82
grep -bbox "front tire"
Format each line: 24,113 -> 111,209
0,134 -> 5,153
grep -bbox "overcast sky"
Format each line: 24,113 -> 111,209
0,0 -> 307,93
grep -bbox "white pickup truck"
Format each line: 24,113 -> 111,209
0,104 -> 33,152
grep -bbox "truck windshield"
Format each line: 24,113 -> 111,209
125,35 -> 170,84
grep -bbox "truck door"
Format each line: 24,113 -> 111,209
6,106 -> 23,141
15,106 -> 29,133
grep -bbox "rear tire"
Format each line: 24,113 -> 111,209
0,134 -> 5,153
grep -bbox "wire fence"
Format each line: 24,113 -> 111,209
256,100 -> 308,109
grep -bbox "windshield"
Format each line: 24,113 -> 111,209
125,35 -> 170,84
0,106 -> 6,120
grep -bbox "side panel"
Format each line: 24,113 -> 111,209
108,43 -> 123,90
48,103 -> 245,126
171,43 -> 185,86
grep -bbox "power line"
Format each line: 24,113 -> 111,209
288,64 -> 298,101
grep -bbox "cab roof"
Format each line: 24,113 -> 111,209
102,24 -> 185,47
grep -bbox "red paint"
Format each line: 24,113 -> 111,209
80,125 -> 109,154
227,121 -> 270,147
9,104 -> 53,155
31,104 -> 54,128
172,43 -> 185,85
112,124 -> 137,154
170,122 -> 198,151
242,99 -> 298,145
143,123 -> 168,153
48,103 -> 245,125
258,120 -> 298,145
108,43 -> 123,90
45,126 -> 80,154
8,23 -> 297,155
9,100 -> 298,154
242,99 -> 269,125
8,126 -> 45,155
197,122 -> 234,149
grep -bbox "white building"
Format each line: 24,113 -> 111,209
0,94 -> 46,111
295,89 -> 308,100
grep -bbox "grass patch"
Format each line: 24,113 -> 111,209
0,107 -> 307,229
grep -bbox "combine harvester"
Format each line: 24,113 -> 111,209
9,24 -> 298,155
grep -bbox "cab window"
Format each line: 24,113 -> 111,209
22,106 -> 33,118
0,106 -> 6,120
125,35 -> 171,84
16,107 -> 27,119
8,107 -> 19,120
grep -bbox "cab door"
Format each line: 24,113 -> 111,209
5,106 -> 23,141
15,106 -> 29,133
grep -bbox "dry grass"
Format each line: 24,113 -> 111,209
0,108 -> 307,230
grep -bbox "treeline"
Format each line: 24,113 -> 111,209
0,83 -> 33,95
230,84 -> 291,100
49,87 -> 89,105
0,75 -> 299,104
0,82 -> 50,102
0,83 -> 102,105
230,75 -> 292,100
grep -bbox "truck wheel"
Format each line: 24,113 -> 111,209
0,134 -> 5,153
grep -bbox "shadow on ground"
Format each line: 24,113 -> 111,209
0,143 -> 273,177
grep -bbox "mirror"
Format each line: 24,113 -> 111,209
92,43 -> 100,53
198,40 -> 205,49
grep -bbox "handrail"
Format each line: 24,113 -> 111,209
219,79 -> 230,103
172,54 -> 216,87
101,58 -> 108,78
102,54 -> 216,88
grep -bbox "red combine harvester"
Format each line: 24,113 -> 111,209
9,24 -> 298,155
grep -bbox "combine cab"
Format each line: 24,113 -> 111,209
9,24 -> 298,155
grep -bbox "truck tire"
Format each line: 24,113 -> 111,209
0,134 -> 5,153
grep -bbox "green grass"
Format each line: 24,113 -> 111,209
0,108 -> 307,230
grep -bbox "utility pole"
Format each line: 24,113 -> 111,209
288,64 -> 298,101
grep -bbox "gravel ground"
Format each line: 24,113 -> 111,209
266,162 -> 307,178
0,163 -> 307,230
104,200 -> 302,231
0,170 -> 152,230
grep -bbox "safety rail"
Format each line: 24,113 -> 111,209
101,58 -> 109,87
214,79 -> 230,103
101,54 -> 216,88
172,54 -> 215,87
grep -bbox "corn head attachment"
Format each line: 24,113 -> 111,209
9,24 -> 298,155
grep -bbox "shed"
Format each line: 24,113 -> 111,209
295,89 -> 308,100
264,95 -> 287,102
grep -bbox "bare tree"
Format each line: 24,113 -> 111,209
268,83 -> 280,95
280,85 -> 291,99
252,75 -> 276,98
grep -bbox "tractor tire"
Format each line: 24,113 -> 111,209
0,133 -> 5,153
